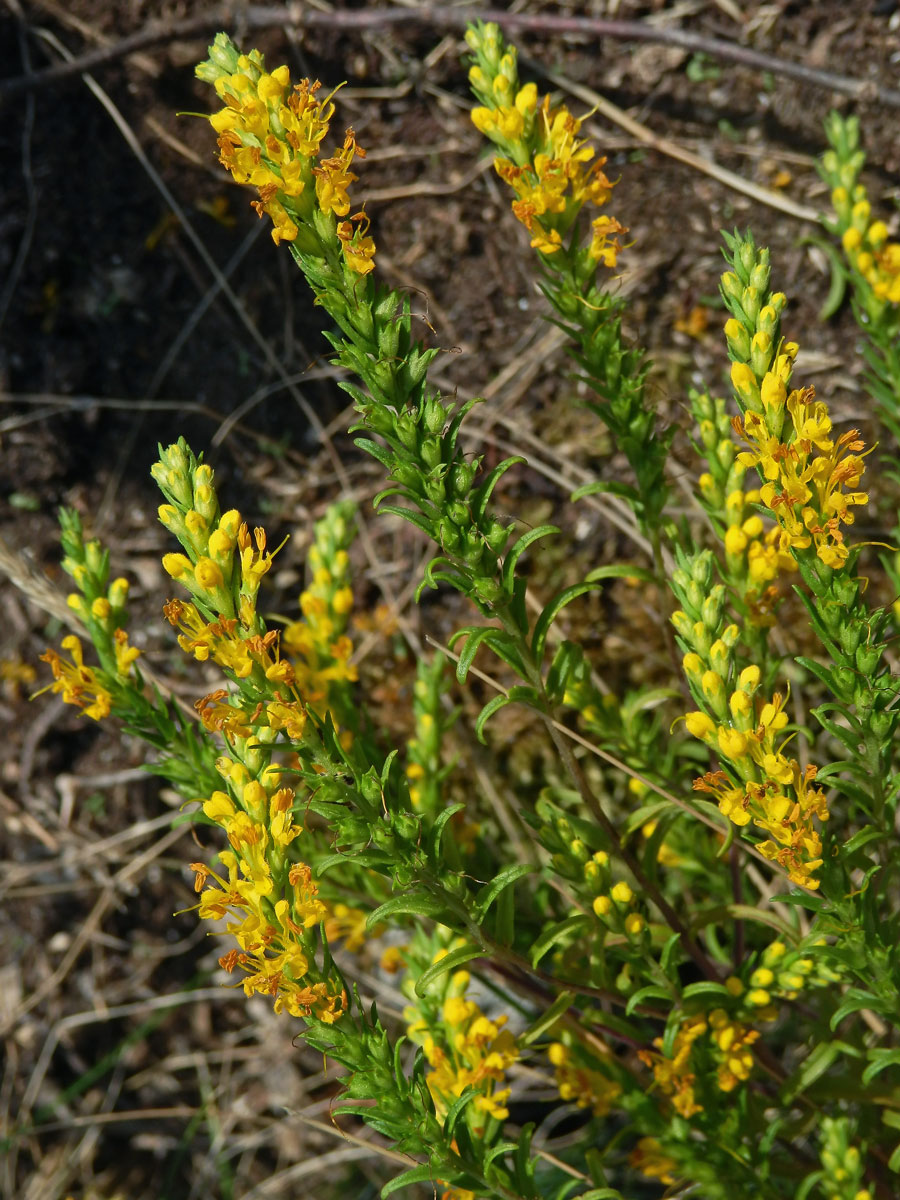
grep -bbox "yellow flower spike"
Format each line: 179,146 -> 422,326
731,361 -> 762,410
842,227 -> 863,252
684,710 -> 716,740
701,669 -> 726,709
682,652 -> 703,683
718,726 -> 749,759
729,689 -> 752,723
90,596 -> 111,620
208,527 -> 235,560
868,220 -> 889,247
203,790 -> 236,822
39,635 -> 113,721
185,509 -> 207,539
242,780 -> 268,815
750,329 -> 773,376
162,552 -> 193,580
112,629 -> 140,675
747,988 -> 772,1007
763,940 -> 787,964
708,639 -> 729,672
611,881 -> 633,904
761,753 -> 793,786
67,593 -> 88,619
195,556 -> 225,591
750,967 -> 775,988
158,504 -> 180,530
258,65 -> 290,101
625,913 -> 645,936
218,510 -> 242,537
724,525 -> 748,557
470,106 -> 494,135
593,895 -> 612,917
515,81 -> 537,113
760,372 -> 787,412
724,316 -> 751,358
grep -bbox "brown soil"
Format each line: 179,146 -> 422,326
2,1 -> 899,1197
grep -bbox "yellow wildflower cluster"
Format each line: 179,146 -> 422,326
160,495 -> 334,742
629,1137 -> 677,1186
835,189 -> 900,306
733,939 -> 841,1009
720,485 -> 796,624
639,1014 -> 707,1118
192,756 -> 346,1023
721,251 -> 869,572
281,543 -> 357,724
693,387 -> 797,627
732,382 -> 869,571
39,634 -> 114,720
639,1009 -> 758,1118
467,23 -> 625,264
198,35 -> 375,273
0,655 -> 36,699
407,969 -> 519,1135
707,1009 -> 760,1092
547,1041 -> 621,1116
491,109 -> 625,261
685,672 -> 829,889
592,879 -> 645,937
322,900 -> 368,952
39,566 -> 141,721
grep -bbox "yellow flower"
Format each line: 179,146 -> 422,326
38,636 -> 113,721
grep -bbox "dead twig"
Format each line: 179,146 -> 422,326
3,4 -> 900,109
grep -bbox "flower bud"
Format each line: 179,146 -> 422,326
685,710 -> 715,740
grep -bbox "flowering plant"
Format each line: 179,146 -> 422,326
37,24 -> 900,1200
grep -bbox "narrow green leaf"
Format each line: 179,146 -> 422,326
450,624 -> 504,684
472,456 -> 525,521
571,480 -> 639,504
830,990 -> 884,1031
483,1140 -> 522,1168
584,563 -> 656,584
415,944 -> 483,996
530,914 -> 590,967
428,802 -> 466,860
375,504 -> 434,537
367,891 -> 448,929
862,1050 -> 900,1085
501,524 -> 561,592
546,640 -> 583,703
626,985 -> 673,1016
843,825 -> 886,856
682,981 -> 734,1002
624,800 -> 674,834
660,932 -> 683,979
381,1165 -> 437,1197
521,990 -> 576,1047
474,864 -> 536,921
781,1041 -> 840,1101
352,437 -> 393,469
476,694 -> 511,743
532,582 -> 600,661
